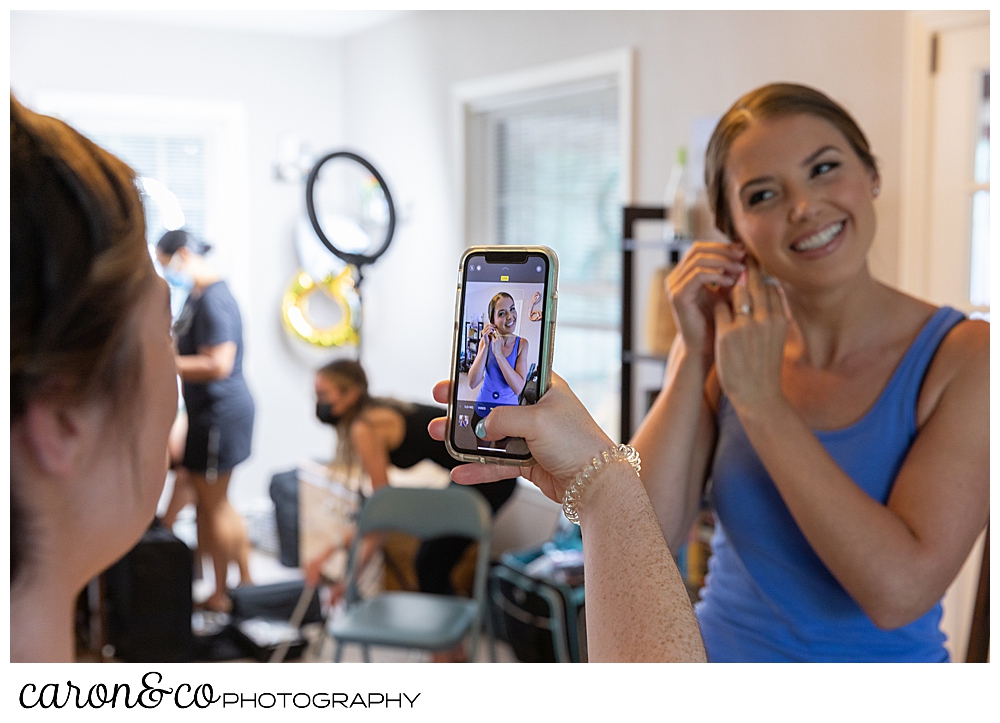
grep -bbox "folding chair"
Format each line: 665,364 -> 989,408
328,485 -> 492,662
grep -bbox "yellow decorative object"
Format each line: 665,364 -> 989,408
281,267 -> 360,347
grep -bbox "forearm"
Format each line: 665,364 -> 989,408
737,399 -> 938,627
631,338 -> 713,551
579,464 -> 706,662
467,353 -> 486,388
175,354 -> 229,382
495,355 -> 525,394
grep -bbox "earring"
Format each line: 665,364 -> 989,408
873,187 -> 880,197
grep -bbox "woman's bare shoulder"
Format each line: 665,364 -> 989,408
357,406 -> 407,449
917,314 -> 989,427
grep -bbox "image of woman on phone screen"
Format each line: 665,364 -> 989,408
467,292 -> 529,410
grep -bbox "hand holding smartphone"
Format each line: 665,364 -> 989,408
446,246 -> 558,465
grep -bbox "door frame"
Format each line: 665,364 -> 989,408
898,9 -> 989,299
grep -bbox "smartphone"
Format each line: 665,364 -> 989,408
446,246 -> 558,466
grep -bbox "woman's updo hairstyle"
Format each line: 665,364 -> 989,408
11,94 -> 151,581
705,83 -> 879,240
11,94 -> 151,422
488,292 -> 514,325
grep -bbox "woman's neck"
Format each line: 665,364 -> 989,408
188,257 -> 221,292
11,570 -> 77,662
782,266 -> 898,367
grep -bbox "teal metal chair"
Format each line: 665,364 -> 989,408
329,485 -> 493,662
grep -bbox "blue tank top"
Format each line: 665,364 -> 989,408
477,336 -> 521,405
696,306 -> 965,662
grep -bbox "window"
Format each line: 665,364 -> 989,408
968,71 -> 989,309
89,134 -> 208,246
86,132 -> 208,317
458,52 -> 632,438
30,90 -> 251,320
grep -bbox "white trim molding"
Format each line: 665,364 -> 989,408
898,10 -> 989,297
451,48 -> 635,248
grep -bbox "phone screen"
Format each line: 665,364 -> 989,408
450,251 -> 552,460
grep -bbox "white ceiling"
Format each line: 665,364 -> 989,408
21,7 -> 410,39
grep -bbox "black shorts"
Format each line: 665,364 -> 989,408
183,402 -> 255,474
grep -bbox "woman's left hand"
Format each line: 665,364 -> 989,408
490,334 -> 506,360
713,257 -> 788,412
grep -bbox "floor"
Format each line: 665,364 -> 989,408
172,510 -> 520,663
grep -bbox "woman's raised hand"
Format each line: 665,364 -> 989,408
713,257 -> 787,413
479,324 -> 497,353
427,374 -> 615,504
490,333 -> 507,360
666,241 -> 746,363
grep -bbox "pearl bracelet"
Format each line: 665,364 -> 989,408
561,444 -> 642,525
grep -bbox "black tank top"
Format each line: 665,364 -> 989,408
387,404 -> 458,470
386,403 -> 517,515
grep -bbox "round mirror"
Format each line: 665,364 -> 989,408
305,152 -> 395,268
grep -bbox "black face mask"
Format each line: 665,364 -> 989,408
316,402 -> 341,426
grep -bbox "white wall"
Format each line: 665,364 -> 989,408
11,10 -> 911,508
11,12 -> 351,509
339,9 -> 909,418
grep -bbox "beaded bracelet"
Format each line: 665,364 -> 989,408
561,444 -> 642,525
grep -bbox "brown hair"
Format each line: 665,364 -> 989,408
10,94 -> 152,581
705,83 -> 879,240
316,359 -> 410,468
488,292 -> 514,325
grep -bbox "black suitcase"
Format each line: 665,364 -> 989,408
269,469 -> 299,567
228,581 -> 323,662
103,519 -> 194,662
490,531 -> 587,663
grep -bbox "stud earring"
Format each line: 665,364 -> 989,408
873,187 -> 880,197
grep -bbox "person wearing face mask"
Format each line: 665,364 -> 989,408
307,360 -> 516,661
156,229 -> 255,613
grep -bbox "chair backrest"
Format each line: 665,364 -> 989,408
356,486 -> 491,541
344,486 -> 493,611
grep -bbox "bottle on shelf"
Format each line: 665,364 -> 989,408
644,146 -> 689,355
664,146 -> 690,240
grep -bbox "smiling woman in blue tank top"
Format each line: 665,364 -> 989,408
467,291 -> 530,416
632,84 -> 989,662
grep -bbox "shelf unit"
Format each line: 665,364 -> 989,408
460,320 -> 484,373
620,204 -> 690,442
620,205 -> 710,601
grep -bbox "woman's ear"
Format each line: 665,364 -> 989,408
869,169 -> 881,197
18,395 -> 100,478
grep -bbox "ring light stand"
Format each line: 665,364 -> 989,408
304,151 -> 396,355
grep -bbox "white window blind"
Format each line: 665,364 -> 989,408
476,82 -> 622,435
87,133 -> 208,246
